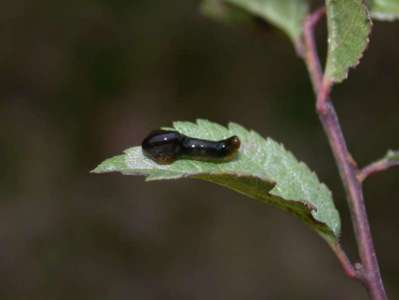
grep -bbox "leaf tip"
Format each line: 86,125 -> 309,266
90,164 -> 109,174
90,155 -> 127,174
386,149 -> 399,161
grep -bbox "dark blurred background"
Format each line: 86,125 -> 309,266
1,0 -> 398,299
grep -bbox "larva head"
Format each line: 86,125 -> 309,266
141,130 -> 182,164
228,136 -> 240,152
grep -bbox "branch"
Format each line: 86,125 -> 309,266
329,242 -> 359,280
302,8 -> 387,300
302,7 -> 325,94
358,150 -> 399,182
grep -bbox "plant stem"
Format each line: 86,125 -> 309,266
302,8 -> 387,300
303,7 -> 325,95
329,242 -> 358,279
358,152 -> 399,182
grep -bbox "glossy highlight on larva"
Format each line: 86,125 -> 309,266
141,130 -> 241,164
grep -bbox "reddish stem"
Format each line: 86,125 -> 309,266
302,8 -> 387,300
358,155 -> 399,182
303,7 -> 325,94
329,242 -> 358,279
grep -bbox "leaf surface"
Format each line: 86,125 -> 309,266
201,0 -> 309,47
370,0 -> 399,20
386,150 -> 399,161
200,0 -> 254,25
93,120 -> 341,242
325,0 -> 372,83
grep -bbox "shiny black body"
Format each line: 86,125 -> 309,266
142,130 -> 240,164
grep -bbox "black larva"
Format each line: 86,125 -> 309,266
141,130 -> 241,164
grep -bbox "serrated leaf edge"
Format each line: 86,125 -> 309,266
326,0 -> 372,83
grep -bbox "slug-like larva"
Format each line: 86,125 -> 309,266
141,130 -> 240,164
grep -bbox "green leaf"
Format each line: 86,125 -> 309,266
386,150 -> 399,161
201,0 -> 309,47
93,119 -> 341,242
369,0 -> 399,20
200,0 -> 254,25
325,0 -> 372,83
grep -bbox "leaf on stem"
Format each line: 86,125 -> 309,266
325,0 -> 372,83
369,0 -> 399,21
386,149 -> 399,161
93,119 -> 341,242
201,0 -> 309,48
200,0 -> 254,25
